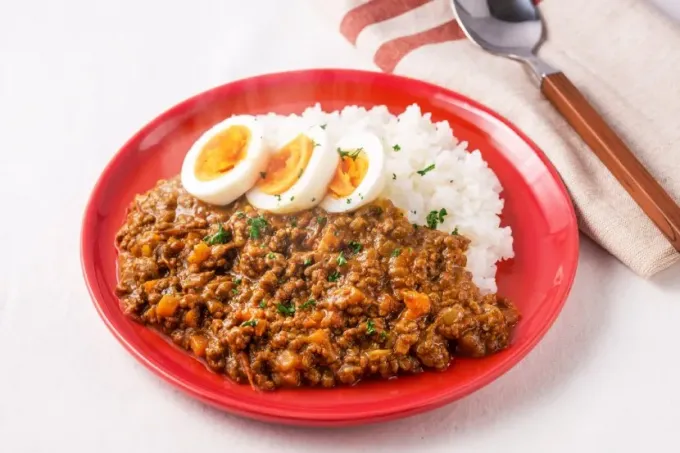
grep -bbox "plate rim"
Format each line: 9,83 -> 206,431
80,68 -> 579,425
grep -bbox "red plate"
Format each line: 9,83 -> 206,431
81,69 -> 578,426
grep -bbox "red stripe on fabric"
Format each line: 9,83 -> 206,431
339,0 -> 431,45
373,19 -> 465,73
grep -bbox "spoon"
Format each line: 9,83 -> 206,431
452,0 -> 680,252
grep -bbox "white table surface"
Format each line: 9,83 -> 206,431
1,1 -> 679,451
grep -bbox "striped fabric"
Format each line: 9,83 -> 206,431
312,0 -> 680,276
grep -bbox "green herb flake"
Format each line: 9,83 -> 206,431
416,163 -> 436,176
328,271 -> 341,282
391,248 -> 401,257
241,319 -> 257,327
303,258 -> 313,266
366,319 -> 376,335
267,252 -> 276,259
392,173 -> 396,180
290,217 -> 298,227
247,215 -> 268,239
348,241 -> 362,254
276,303 -> 295,316
392,144 -> 401,151
337,147 -> 362,161
311,197 -> 316,202
346,198 -> 352,205
300,299 -> 316,310
426,208 -> 448,230
317,216 -> 327,225
380,331 -> 388,341
275,194 -> 281,202
259,171 -> 267,179
231,288 -> 239,295
204,223 -> 231,245
259,300 -> 267,309
236,211 -> 246,219
290,196 -> 295,201
320,124 -> 327,130
452,227 -> 459,236
234,277 -> 242,285
336,251 -> 347,266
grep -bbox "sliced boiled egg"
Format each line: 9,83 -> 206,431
181,115 -> 268,205
246,125 -> 339,213
320,132 -> 386,212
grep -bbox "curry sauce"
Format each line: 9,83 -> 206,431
115,177 -> 519,390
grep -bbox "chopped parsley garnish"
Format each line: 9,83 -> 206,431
231,288 -> 239,295
348,241 -> 362,253
346,198 -> 351,204
236,211 -> 246,219
416,163 -> 436,176
204,223 -> 230,245
311,197 -> 316,202
259,171 -> 267,179
267,252 -> 276,259
320,124 -> 327,130
337,147 -> 362,160
426,208 -> 447,229
300,299 -> 316,310
290,196 -> 295,201
317,216 -> 327,225
276,303 -> 295,316
366,319 -> 376,335
452,227 -> 459,236
303,257 -> 313,266
413,224 -> 419,230
380,331 -> 388,341
241,319 -> 257,327
392,173 -> 396,180
313,141 -> 321,147
246,215 -> 268,239
290,217 -> 297,227
336,251 -> 347,266
370,206 -> 383,216
391,248 -> 401,257
359,193 -> 364,200
275,194 -> 282,202
392,144 -> 401,151
234,277 -> 242,285
328,271 -> 341,282
259,300 -> 267,308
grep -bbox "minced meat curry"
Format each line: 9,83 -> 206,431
115,177 -> 519,390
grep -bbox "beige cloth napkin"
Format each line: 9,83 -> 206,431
313,0 -> 680,277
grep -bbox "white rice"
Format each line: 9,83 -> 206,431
255,104 -> 513,293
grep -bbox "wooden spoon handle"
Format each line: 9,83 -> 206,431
542,72 -> 680,252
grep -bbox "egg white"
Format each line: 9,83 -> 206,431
246,125 -> 339,214
180,115 -> 268,206
320,131 -> 386,213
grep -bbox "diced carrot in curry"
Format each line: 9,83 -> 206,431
188,242 -> 211,264
184,308 -> 199,327
189,334 -> 208,357
156,294 -> 179,318
403,290 -> 431,319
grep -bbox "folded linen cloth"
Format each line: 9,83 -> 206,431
313,0 -> 680,277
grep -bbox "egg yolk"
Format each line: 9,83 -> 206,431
194,125 -> 250,181
257,134 -> 315,195
328,152 -> 369,198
